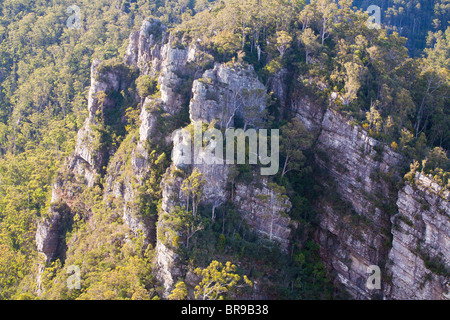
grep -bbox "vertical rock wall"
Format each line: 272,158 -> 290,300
388,173 -> 450,299
293,92 -> 449,300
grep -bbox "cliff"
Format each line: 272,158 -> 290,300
156,61 -> 293,297
35,18 -> 449,300
36,58 -> 136,264
388,173 -> 450,299
36,18 -> 294,298
293,92 -> 449,300
234,179 -> 293,251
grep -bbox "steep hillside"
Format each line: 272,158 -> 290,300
0,1 -> 448,300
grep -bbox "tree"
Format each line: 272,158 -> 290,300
400,128 -> 414,150
343,61 -> 366,104
405,160 -> 420,182
135,75 -> 158,98
280,119 -> 313,177
181,167 -> 205,217
298,2 -> 315,31
171,206 -> 204,249
310,0 -> 338,45
213,30 -> 241,59
300,28 -> 320,63
276,31 -> 293,58
414,28 -> 450,140
194,260 -> 252,300
168,280 -> 188,300
0,244 -> 27,299
366,105 -> 383,133
424,147 -> 449,172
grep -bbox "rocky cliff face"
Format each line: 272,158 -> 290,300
36,18 -> 196,265
388,173 -> 450,299
37,19 -> 290,297
155,166 -> 187,298
316,109 -> 402,299
189,63 -> 266,128
124,19 -> 167,76
35,207 -> 64,264
155,61 -> 293,297
293,92 -> 449,300
234,179 -> 293,251
36,18 -> 449,300
36,57 -> 135,264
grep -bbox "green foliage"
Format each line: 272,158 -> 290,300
0,0 -> 213,299
172,0 -> 449,165
135,75 -> 159,98
424,147 -> 450,172
280,118 -> 313,177
194,260 -> 252,300
286,240 -> 334,299
36,186 -> 158,300
181,167 -> 206,217
168,280 -> 188,300
0,244 -> 29,299
354,0 -> 449,56
158,206 -> 205,251
217,233 -> 226,253
405,147 -> 450,189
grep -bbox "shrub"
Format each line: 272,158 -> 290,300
136,75 -> 159,98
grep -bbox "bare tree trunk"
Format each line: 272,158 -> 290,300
281,155 -> 289,177
257,45 -> 261,63
321,18 -> 327,45
211,202 -> 216,222
222,210 -> 226,234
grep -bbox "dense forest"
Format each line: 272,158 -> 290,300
354,0 -> 449,56
0,0 -> 448,300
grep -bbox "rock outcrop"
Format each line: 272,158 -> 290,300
155,61 -> 293,296
291,94 -> 326,134
124,19 -> 167,76
155,166 -> 187,298
292,91 -> 450,300
234,179 -> 293,251
35,208 -> 63,264
36,58 -> 135,264
293,95 -> 402,298
388,173 -> 450,299
189,63 -> 266,128
35,17 -> 449,300
37,17 -> 197,264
